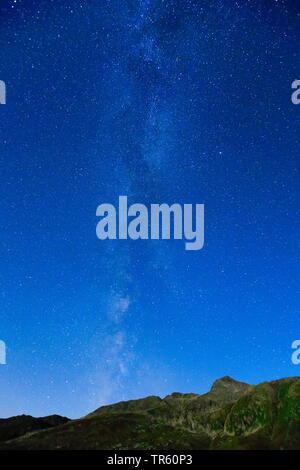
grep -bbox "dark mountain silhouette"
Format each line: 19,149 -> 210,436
0,414 -> 69,443
1,376 -> 299,450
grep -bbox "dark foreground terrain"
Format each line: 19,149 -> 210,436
1,376 -> 299,450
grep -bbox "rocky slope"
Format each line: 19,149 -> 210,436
0,376 -> 299,450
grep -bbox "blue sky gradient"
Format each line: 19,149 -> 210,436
0,0 -> 299,418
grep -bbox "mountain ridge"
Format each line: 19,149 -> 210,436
1,376 -> 299,450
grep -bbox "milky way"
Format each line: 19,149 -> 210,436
0,0 -> 299,418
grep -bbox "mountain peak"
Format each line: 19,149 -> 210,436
209,376 -> 250,402
215,375 -> 236,382
211,376 -> 240,387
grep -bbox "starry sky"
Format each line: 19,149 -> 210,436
0,0 -> 299,419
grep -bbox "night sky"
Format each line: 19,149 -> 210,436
0,0 -> 299,419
